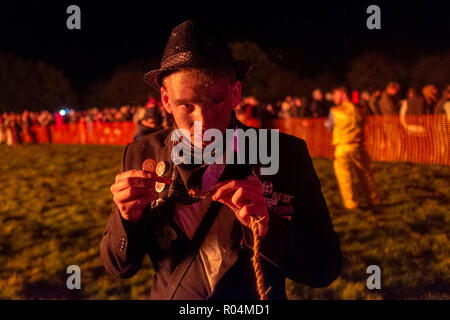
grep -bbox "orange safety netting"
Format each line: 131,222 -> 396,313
22,115 -> 449,166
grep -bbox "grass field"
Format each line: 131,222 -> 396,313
0,144 -> 449,299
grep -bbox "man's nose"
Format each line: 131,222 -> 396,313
193,105 -> 214,130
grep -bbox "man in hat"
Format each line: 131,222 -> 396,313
100,20 -> 342,300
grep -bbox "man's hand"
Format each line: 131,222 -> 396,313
212,176 -> 269,237
110,169 -> 163,222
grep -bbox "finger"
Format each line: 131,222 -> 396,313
231,187 -> 254,208
113,187 -> 157,203
115,169 -> 154,182
214,178 -> 262,199
238,205 -> 269,237
111,176 -> 156,193
232,187 -> 265,208
216,196 -> 239,212
212,180 -> 248,201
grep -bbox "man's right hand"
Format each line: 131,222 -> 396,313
110,169 -> 163,222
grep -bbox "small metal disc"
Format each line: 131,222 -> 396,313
142,158 -> 156,172
156,161 -> 167,176
155,182 -> 166,193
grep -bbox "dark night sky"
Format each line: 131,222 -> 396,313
0,0 -> 449,91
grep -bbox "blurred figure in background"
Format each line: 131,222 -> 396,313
327,86 -> 380,209
310,89 -> 328,117
37,110 -> 54,143
399,87 -> 426,137
422,84 -> 438,114
379,82 -> 400,115
292,96 -> 304,118
360,91 -> 371,115
379,82 -> 402,159
133,98 -> 163,141
5,112 -> 21,147
433,84 -> 450,160
434,84 -> 450,119
368,89 -> 381,115
0,113 -> 6,144
400,87 -> 426,116
22,110 -> 36,143
264,103 -> 277,119
324,92 -> 334,111
278,96 -> 294,119
120,105 -> 132,121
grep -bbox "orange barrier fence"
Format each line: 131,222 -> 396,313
25,122 -> 135,145
261,115 -> 450,166
22,115 -> 449,166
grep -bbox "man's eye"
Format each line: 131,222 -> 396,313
181,104 -> 194,109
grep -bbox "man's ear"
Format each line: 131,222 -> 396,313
160,86 -> 172,114
231,80 -> 242,110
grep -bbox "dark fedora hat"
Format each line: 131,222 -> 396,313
144,20 -> 252,90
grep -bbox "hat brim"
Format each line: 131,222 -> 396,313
144,59 -> 252,91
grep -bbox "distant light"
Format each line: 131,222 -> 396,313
59,110 -> 66,116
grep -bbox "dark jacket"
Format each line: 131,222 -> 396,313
406,96 -> 426,115
379,91 -> 399,115
100,121 -> 342,300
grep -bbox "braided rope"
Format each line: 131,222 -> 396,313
249,216 -> 270,300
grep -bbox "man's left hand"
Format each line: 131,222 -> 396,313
212,176 -> 269,237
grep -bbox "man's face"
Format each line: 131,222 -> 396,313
387,86 -> 399,96
313,90 -> 323,101
161,69 -> 241,148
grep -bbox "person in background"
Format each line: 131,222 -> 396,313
264,103 -> 277,119
422,84 -> 438,114
326,86 -> 380,209
434,84 -> 450,119
399,88 -> 426,135
400,87 -> 426,116
368,89 -> 381,115
379,82 -> 400,115
433,84 -> 450,160
278,96 -> 294,119
379,82 -> 402,159
5,112 -> 21,147
359,91 -> 371,115
133,99 -> 163,141
310,89 -> 328,117
324,92 -> 334,107
22,109 -> 37,143
37,110 -> 54,143
292,97 -> 304,118
120,105 -> 132,121
0,113 -> 6,144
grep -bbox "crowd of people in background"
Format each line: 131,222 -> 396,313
236,83 -> 450,123
1,82 -> 449,147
